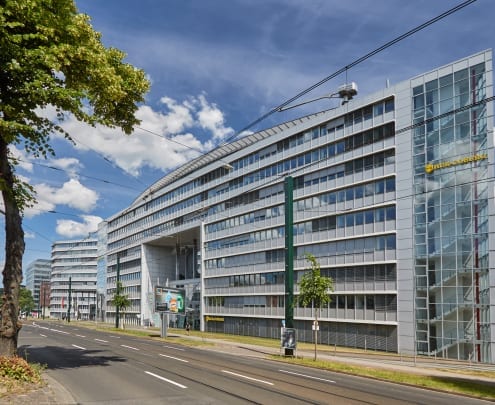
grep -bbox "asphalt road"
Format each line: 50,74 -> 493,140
18,321 -> 491,404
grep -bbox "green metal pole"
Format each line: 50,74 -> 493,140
67,276 -> 72,323
284,176 -> 294,329
115,256 -> 120,329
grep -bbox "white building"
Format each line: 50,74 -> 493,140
24,258 -> 51,311
102,50 -> 494,362
50,237 -> 98,320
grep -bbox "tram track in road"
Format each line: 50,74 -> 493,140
27,322 -> 443,404
25,321 -> 494,404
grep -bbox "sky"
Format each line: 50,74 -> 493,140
0,0 -> 494,273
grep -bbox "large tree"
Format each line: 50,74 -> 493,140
0,0 -> 149,356
297,253 -> 334,361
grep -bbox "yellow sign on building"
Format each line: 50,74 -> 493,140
425,153 -> 488,174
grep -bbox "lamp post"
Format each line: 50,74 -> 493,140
67,276 -> 72,323
115,256 -> 121,328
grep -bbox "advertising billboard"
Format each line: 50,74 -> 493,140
154,286 -> 185,313
281,328 -> 297,349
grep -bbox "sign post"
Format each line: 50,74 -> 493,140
154,286 -> 185,338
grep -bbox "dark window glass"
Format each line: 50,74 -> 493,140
385,98 -> 394,113
355,211 -> 364,225
365,210 -> 374,224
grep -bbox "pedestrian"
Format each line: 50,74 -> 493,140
186,322 -> 190,335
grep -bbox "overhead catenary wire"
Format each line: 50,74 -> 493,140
12,158 -> 144,192
9,0 -> 480,259
218,0 -> 478,145
130,0 -> 477,174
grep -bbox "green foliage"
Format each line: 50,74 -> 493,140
0,0 -> 150,209
297,253 -> 334,310
0,356 -> 43,383
19,288 -> 35,314
111,281 -> 130,312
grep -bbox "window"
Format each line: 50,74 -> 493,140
365,211 -> 374,224
373,103 -> 384,117
385,98 -> 394,113
355,211 -> 364,225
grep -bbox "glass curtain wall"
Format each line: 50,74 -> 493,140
413,62 -> 490,361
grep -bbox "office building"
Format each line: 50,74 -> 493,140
24,258 -> 51,312
50,237 -> 98,320
103,50 -> 493,361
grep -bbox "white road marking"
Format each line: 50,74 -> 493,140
278,369 -> 335,383
121,344 -> 139,351
145,371 -> 187,389
39,326 -> 49,330
75,334 -> 86,338
109,335 -> 121,338
159,353 -> 189,363
94,338 -> 108,343
72,344 -> 86,350
163,345 -> 185,351
50,328 -> 69,334
222,370 -> 274,386
40,334 -> 47,337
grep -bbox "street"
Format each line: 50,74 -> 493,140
18,321 -> 492,404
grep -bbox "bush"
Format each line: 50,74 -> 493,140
0,356 -> 43,383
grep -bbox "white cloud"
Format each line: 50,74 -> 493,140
196,95 -> 234,140
49,94 -> 234,176
48,157 -> 83,179
56,215 -> 102,238
25,179 -> 99,218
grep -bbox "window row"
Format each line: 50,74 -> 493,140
206,227 -> 285,251
204,271 -> 286,289
205,235 -> 396,270
107,271 -> 141,285
298,234 -> 396,259
296,177 -> 395,212
295,205 -> 395,235
207,205 -> 284,234
320,263 -> 396,283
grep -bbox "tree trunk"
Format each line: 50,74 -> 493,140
0,136 -> 24,357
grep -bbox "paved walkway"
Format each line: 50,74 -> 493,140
7,325 -> 495,403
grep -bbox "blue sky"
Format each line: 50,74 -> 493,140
1,0 -> 493,272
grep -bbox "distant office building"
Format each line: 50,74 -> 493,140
24,258 -> 51,311
102,50 -> 494,362
50,237 -> 98,320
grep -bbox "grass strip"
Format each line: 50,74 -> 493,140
271,355 -> 495,400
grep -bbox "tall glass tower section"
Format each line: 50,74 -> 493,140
413,54 -> 493,361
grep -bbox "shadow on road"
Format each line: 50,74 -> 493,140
18,345 -> 127,370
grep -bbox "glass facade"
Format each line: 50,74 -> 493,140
413,62 -> 491,361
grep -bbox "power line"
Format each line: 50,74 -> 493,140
219,0 -> 477,145
10,158 -> 143,192
131,0 -> 477,177
13,0 -> 480,256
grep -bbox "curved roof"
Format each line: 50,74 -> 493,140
129,108 -> 333,207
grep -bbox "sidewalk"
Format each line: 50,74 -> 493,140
1,373 -> 75,405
